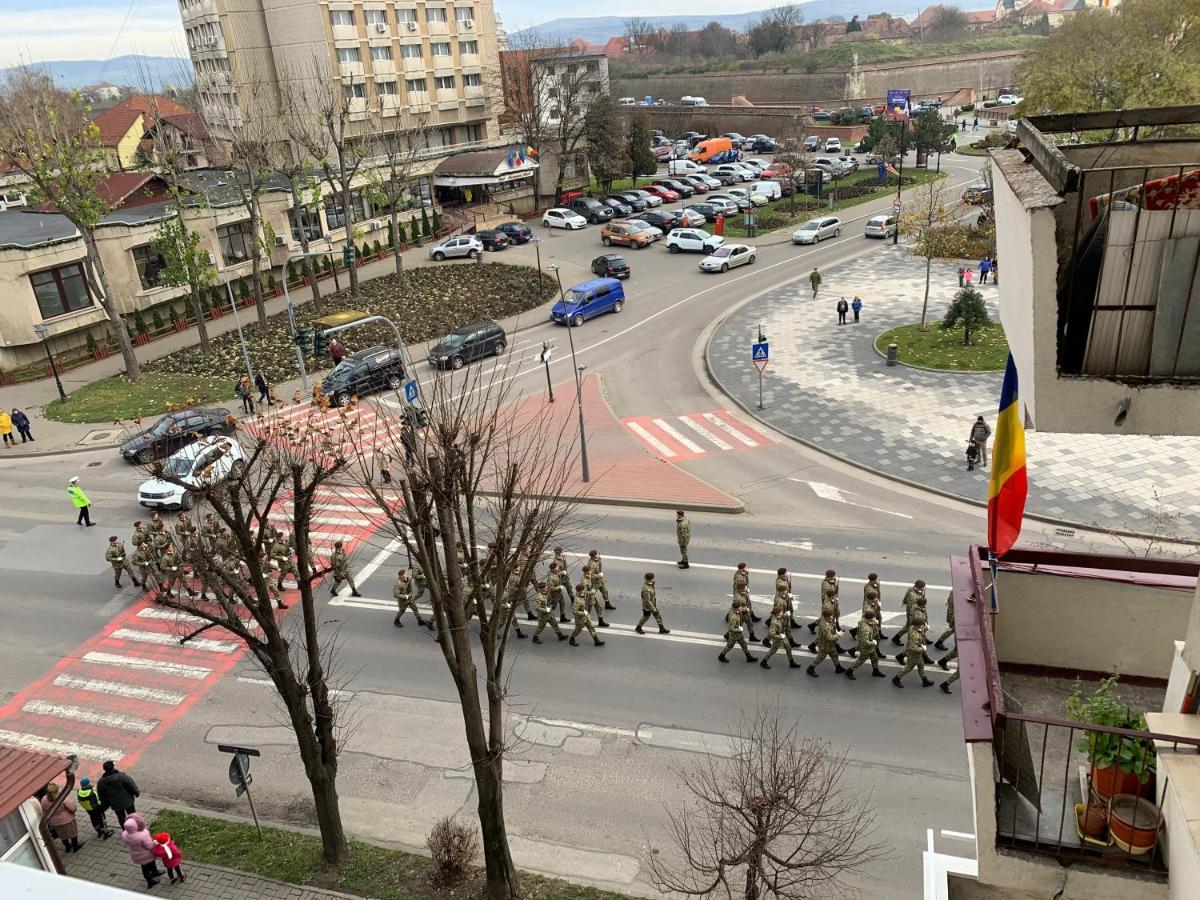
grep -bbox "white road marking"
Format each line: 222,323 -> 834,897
52,674 -> 186,706
332,538 -> 403,598
626,421 -> 676,457
0,729 -> 124,761
529,717 -> 636,738
137,607 -> 262,633
652,418 -> 705,454
748,537 -> 814,552
703,412 -> 757,447
308,529 -> 357,543
236,676 -> 355,698
22,700 -> 158,733
679,415 -> 733,450
275,514 -> 374,528
794,479 -> 915,520
81,651 -> 211,680
109,628 -> 237,654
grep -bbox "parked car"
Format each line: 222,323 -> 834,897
712,164 -> 753,182
673,207 -> 707,227
542,207 -> 587,229
668,159 -> 707,176
638,209 -> 680,230
727,187 -> 768,208
601,221 -> 655,249
852,138 -> 871,154
859,106 -> 875,121
702,197 -> 741,216
692,173 -> 723,189
666,228 -> 725,255
570,197 -> 614,224
681,131 -> 706,144
997,94 -> 1023,105
551,277 -> 626,326
654,178 -> 694,198
812,157 -> 850,177
866,151 -> 899,167
138,435 -> 246,511
864,213 -> 898,239
428,320 -> 506,369
749,181 -> 782,202
689,137 -> 737,164
120,408 -> 233,464
475,229 -> 510,252
601,196 -> 633,217
643,184 -> 680,202
686,202 -> 722,223
720,132 -> 748,147
803,135 -> 820,152
699,244 -> 756,272
322,345 -> 407,406
627,188 -> 663,207
616,191 -> 649,212
837,153 -> 859,172
962,184 -> 993,205
428,235 -> 483,260
679,175 -> 711,193
762,163 -> 792,179
812,110 -> 832,122
591,253 -> 630,279
740,159 -> 768,174
792,216 -> 842,244
750,137 -> 778,153
495,221 -> 532,244
653,144 -> 674,162
708,193 -> 751,212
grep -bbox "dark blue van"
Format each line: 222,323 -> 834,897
550,278 -> 626,326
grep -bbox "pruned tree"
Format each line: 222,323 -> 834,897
900,179 -> 974,330
365,109 -> 433,274
0,68 -> 143,379
627,111 -> 657,186
648,701 -> 884,899
942,285 -> 989,346
584,94 -> 627,193
149,213 -> 216,354
499,37 -> 554,200
536,47 -> 604,202
623,17 -> 661,54
695,22 -> 743,59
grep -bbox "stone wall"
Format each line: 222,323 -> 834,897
617,105 -> 869,143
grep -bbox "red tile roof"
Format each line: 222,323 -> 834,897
91,106 -> 144,148
0,746 -> 70,819
32,172 -> 164,213
111,94 -> 192,119
160,112 -> 210,141
966,9 -> 997,22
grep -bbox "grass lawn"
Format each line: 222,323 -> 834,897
150,810 -> 631,900
43,374 -> 233,424
875,322 -> 1008,372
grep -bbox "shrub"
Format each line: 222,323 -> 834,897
360,241 -> 370,261
373,239 -> 382,257
285,260 -> 296,282
396,220 -> 407,243
237,277 -> 249,299
420,207 -> 431,238
959,103 -> 975,113
86,332 -> 98,353
426,816 -> 478,887
134,310 -> 148,335
431,209 -> 442,233
152,309 -> 165,331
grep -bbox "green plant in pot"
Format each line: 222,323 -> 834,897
1067,675 -> 1157,799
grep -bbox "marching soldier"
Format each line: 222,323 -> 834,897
811,569 -> 839,633
105,536 -> 140,589
546,562 -> 569,623
531,581 -> 567,644
767,568 -> 800,648
635,572 -> 670,635
497,567 -> 527,640
175,512 -> 196,545
732,562 -> 760,622
569,584 -> 605,647
551,546 -> 569,579
760,609 -> 801,670
581,562 -> 610,628
893,620 -> 935,688
807,588 -> 847,655
729,593 -> 759,644
148,520 -> 170,561
269,532 -> 296,602
892,579 -> 927,645
719,602 -> 756,663
157,545 -> 194,600
505,564 -> 533,622
808,610 -> 844,677
938,645 -> 959,693
584,550 -> 615,611
894,597 -> 931,666
675,511 -> 690,569
845,609 -> 886,679
201,513 -> 222,545
329,540 -> 362,597
131,541 -> 160,596
853,576 -> 887,640
934,592 -> 955,651
131,521 -> 149,555
218,553 -> 250,601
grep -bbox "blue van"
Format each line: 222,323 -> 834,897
550,278 -> 626,326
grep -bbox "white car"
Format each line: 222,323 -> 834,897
674,207 -> 708,227
792,216 -> 842,244
542,208 -> 587,230
693,173 -> 723,189
727,187 -> 768,208
825,137 -> 842,153
666,228 -> 725,255
699,243 -> 756,272
864,213 -> 898,239
138,435 -> 246,511
749,181 -> 782,201
713,164 -> 754,182
740,159 -> 768,174
997,94 -> 1023,106
428,235 -> 482,261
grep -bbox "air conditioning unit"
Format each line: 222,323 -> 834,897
274,235 -> 286,246
463,19 -> 474,30
374,22 -> 386,33
207,251 -> 217,264
370,218 -> 383,230
407,21 -> 418,31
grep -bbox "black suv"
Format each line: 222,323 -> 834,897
428,321 -> 507,370
569,197 -> 614,224
321,346 -> 406,406
119,407 -> 233,463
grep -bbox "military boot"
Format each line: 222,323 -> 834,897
718,652 -> 729,663
806,665 -> 818,678
593,636 -> 605,647
940,681 -> 952,694
844,668 -> 856,680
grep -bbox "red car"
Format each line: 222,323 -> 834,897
642,184 -> 679,203
763,164 -> 792,178
680,176 -> 711,193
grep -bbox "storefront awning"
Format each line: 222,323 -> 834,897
434,175 -> 504,188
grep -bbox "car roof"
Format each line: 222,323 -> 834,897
345,345 -> 396,362
451,320 -> 501,336
569,277 -> 621,292
167,433 -> 238,461
498,220 -> 527,228
595,254 -> 626,262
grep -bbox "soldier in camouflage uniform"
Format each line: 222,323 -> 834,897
808,587 -> 848,655
766,568 -> 801,648
807,609 -> 845,677
635,572 -> 670,635
569,584 -> 605,647
498,567 -> 527,640
845,609 -> 887,679
131,522 -> 149,556
934,592 -> 955,651
581,562 -> 610,628
157,545 -> 194,600
269,532 -> 296,600
892,579 -> 927,645
811,569 -> 840,634
894,597 -> 930,666
938,644 -> 959,693
329,541 -> 362,597
675,511 -> 690,568
131,541 -> 160,595
105,536 -> 140,588
545,562 -> 569,623
584,550 -> 615,611
505,564 -> 533,622
531,581 -> 567,644
893,620 -> 935,688
760,609 -> 801,670
551,546 -> 569,581
853,576 -> 887,640
732,562 -> 761,623
148,520 -> 170,562
719,602 -> 757,663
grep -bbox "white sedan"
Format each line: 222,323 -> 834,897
699,244 -> 756,273
666,228 -> 725,254
673,207 -> 707,227
542,208 -> 587,230
727,188 -> 768,208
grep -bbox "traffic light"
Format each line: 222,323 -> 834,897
342,244 -> 355,268
293,328 -> 310,348
312,328 -> 329,356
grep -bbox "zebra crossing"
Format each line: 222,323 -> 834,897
622,409 -> 778,462
244,399 -> 399,465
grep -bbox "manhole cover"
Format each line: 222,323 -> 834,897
87,461 -> 102,467
78,428 -> 123,447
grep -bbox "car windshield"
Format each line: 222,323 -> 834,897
710,247 -> 732,258
164,454 -> 196,476
329,359 -> 358,378
565,289 -> 589,305
150,416 -> 177,436
606,256 -> 627,267
436,334 -> 465,349
627,221 -> 649,232
799,222 -> 819,231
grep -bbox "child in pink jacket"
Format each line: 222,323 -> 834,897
153,832 -> 186,883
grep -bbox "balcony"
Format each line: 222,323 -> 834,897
402,55 -> 425,74
338,61 -> 364,78
372,59 -> 395,75
331,24 -> 358,41
995,105 -> 1200,436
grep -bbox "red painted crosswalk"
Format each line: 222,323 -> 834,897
244,399 -> 400,466
621,409 -> 778,462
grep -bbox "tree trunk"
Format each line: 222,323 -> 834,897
391,209 -> 403,274
474,754 -> 520,899
248,198 -> 268,327
189,286 -> 211,354
308,765 -> 348,866
342,178 -> 360,298
919,254 -> 933,331
82,229 -> 141,380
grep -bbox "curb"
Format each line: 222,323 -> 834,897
2,440 -> 122,459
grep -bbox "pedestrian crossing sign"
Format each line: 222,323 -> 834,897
752,341 -> 769,372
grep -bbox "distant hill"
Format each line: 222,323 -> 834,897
1,55 -> 193,91
517,3 -> 994,46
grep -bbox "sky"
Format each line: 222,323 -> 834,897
0,0 -> 794,67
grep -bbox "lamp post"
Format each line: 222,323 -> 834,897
893,117 -> 905,246
531,237 -> 544,301
547,264 -> 589,483
32,323 -> 67,403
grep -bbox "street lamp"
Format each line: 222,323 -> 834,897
531,237 -> 544,301
893,117 -> 905,246
32,323 -> 67,403
546,264 -> 589,483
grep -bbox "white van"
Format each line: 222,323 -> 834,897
680,95 -> 709,106
617,97 -> 636,106
749,181 -> 782,201
668,159 -> 706,176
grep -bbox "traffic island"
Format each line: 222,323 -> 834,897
873,322 -> 1008,372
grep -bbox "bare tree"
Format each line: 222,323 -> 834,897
648,701 -> 884,899
364,109 -> 433,274
900,178 -> 976,330
623,17 -> 660,53
541,49 -> 606,201
499,35 -> 556,201
275,93 -> 331,311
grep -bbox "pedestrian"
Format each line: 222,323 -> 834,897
851,296 -> 862,323
254,371 -> 271,407
963,267 -> 973,287
957,266 -> 965,287
808,610 -> 845,678
0,409 -> 12,447
934,591 -> 956,651
329,540 -> 362,597
330,337 -> 346,365
77,776 -> 113,839
531,581 -> 566,643
675,510 -> 690,569
636,572 -> 670,635
938,645 -> 959,693
959,118 -> 965,131
893,621 -> 935,688
966,439 -> 980,471
11,408 -> 32,442
97,760 -> 140,827
40,783 -> 82,854
67,476 -> 94,527
972,116 -> 979,131
809,267 -> 822,298
105,536 -> 141,589
760,609 -> 801,670
393,569 -> 432,629
836,297 -> 849,325
569,583 -> 605,647
235,375 -> 254,414
153,832 -> 186,883
845,609 -> 886,679
970,415 -> 991,466
121,813 -> 163,888
719,601 -> 756,664
584,549 -> 615,611
979,255 -> 992,284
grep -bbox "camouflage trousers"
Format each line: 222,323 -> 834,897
534,610 -> 562,637
762,637 -> 795,665
812,643 -> 840,669
571,615 -> 597,640
722,632 -> 750,655
849,647 -> 881,671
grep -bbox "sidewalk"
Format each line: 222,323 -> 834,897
707,243 -> 1200,538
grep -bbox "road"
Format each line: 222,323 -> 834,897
0,152 -> 1008,897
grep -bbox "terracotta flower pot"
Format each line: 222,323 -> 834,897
1080,796 -> 1109,841
1092,763 -> 1150,800
1108,794 -> 1162,856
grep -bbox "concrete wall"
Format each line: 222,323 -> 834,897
617,106 -> 868,144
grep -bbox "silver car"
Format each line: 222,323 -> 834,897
429,235 -> 483,260
792,216 -> 842,245
864,214 -> 897,239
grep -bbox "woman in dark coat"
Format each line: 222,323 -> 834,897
11,409 -> 32,442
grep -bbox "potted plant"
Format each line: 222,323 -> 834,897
1067,675 -> 1157,800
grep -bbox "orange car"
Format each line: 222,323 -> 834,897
601,221 -> 655,249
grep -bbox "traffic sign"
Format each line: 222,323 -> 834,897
228,752 -> 251,786
404,380 -> 418,403
892,200 -> 901,214
752,341 -> 769,374
539,342 -> 554,365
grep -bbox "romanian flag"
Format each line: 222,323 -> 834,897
987,354 -> 1027,558
526,145 -> 538,158
884,161 -> 899,177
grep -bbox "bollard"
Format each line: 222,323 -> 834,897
887,342 -> 899,366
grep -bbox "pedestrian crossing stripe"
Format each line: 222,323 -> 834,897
622,409 -> 777,461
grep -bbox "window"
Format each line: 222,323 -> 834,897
377,79 -> 399,95
132,245 -> 166,290
455,5 -> 474,21
30,262 -> 94,319
405,77 -> 427,94
336,47 -> 362,63
330,9 -> 355,26
431,42 -> 451,57
435,75 -> 455,91
343,82 -> 366,101
459,40 -> 478,55
370,45 -> 393,61
462,123 -> 482,142
363,9 -> 387,26
217,220 -> 254,265
426,7 -> 447,23
395,8 -> 416,24
586,61 -> 599,73
290,206 -> 322,242
400,43 -> 422,59
324,191 -> 372,230
463,72 -> 481,87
